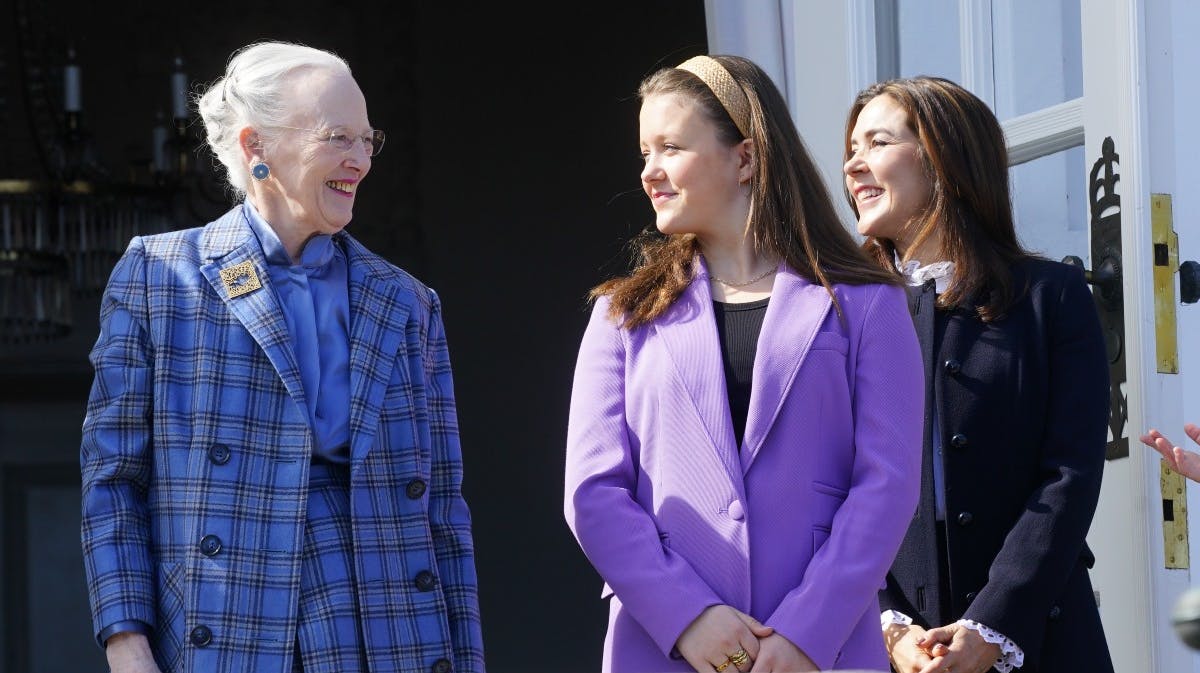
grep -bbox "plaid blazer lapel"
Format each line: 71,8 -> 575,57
342,235 -> 410,463
199,206 -> 308,409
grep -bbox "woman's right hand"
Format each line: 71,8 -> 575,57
1141,424 -> 1200,482
105,632 -> 164,673
676,605 -> 774,672
884,622 -> 936,673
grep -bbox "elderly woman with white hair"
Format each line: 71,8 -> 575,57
80,41 -> 484,673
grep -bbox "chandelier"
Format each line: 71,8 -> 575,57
1,4 -> 226,345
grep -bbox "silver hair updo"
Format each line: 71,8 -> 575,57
196,41 -> 351,197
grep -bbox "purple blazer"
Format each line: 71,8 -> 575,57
564,261 -> 923,671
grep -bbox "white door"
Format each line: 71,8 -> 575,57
707,0 -> 1200,670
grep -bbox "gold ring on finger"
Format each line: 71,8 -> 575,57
729,649 -> 750,667
714,658 -> 732,672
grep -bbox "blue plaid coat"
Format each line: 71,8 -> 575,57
81,206 -> 485,673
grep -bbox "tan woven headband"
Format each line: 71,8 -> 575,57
676,55 -> 751,138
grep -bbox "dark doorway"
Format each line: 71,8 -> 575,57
0,2 -> 707,672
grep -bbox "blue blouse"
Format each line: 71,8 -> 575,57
244,201 -> 351,464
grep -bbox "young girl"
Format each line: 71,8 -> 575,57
564,54 -> 923,673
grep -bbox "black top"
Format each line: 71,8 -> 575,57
712,297 -> 769,448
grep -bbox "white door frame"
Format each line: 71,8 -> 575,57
1079,0 -> 1159,669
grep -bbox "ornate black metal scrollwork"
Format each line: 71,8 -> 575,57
1066,136 -> 1128,460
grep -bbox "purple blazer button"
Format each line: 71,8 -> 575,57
728,500 -> 745,521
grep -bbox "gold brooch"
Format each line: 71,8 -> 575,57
219,260 -> 262,298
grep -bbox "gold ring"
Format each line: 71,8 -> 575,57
729,648 -> 750,667
714,659 -> 732,672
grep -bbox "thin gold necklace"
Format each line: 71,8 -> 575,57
708,265 -> 776,288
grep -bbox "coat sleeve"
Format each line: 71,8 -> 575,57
962,267 -> 1109,660
423,291 -> 486,672
766,284 -> 925,668
80,237 -> 159,645
563,298 -> 724,656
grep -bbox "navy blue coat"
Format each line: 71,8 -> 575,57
879,257 -> 1114,672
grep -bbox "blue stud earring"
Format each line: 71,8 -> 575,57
251,162 -> 270,181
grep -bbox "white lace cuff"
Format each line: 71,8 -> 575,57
880,610 -> 913,628
956,619 -> 1025,672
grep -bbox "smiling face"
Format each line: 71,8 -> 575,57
247,67 -> 372,256
638,93 -> 751,242
843,94 -> 932,253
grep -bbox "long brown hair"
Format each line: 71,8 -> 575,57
592,54 -> 897,328
844,76 -> 1030,321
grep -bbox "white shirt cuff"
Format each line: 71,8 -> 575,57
956,619 -> 1025,672
880,609 -> 913,628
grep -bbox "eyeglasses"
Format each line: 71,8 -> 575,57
277,126 -> 386,157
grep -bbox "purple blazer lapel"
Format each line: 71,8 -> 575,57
653,259 -> 743,489
741,264 -> 832,467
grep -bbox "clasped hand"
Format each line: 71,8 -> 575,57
676,605 -> 817,672
886,622 -> 1000,673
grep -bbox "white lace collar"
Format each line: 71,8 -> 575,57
894,253 -> 956,293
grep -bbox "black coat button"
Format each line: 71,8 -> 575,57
406,478 -> 427,500
950,433 -> 969,449
432,658 -> 452,673
944,359 -> 962,375
208,443 -> 231,465
415,570 -> 437,591
957,511 -> 974,526
965,591 -> 977,603
199,534 -> 222,557
190,625 -> 212,647
1049,605 -> 1062,620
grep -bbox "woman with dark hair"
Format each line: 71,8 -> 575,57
844,76 -> 1114,673
564,54 -> 923,672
